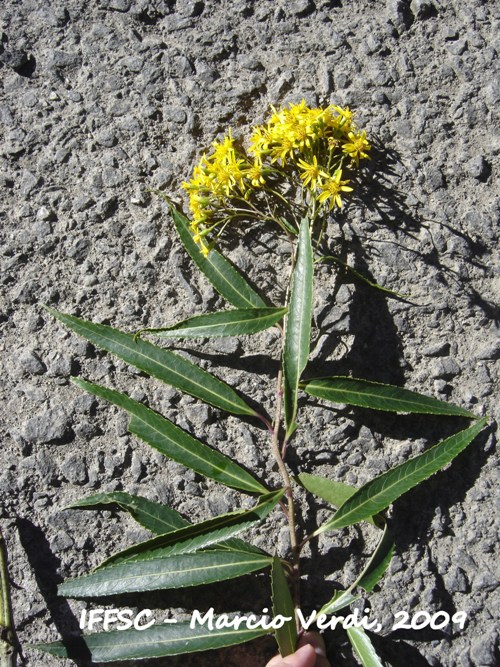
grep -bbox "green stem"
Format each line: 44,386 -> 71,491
0,529 -> 18,667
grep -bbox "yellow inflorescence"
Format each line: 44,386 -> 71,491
182,100 -> 371,253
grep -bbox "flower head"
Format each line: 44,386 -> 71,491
180,101 -> 370,252
342,130 -> 371,165
317,169 -> 353,210
331,105 -> 354,130
245,160 -> 266,188
297,155 -> 321,190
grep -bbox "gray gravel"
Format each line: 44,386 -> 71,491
0,1 -> 498,666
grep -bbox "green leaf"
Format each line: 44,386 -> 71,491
68,492 -> 266,557
100,489 -> 284,567
315,417 -> 488,534
318,254 -> 407,299
206,538 -> 268,556
139,307 -> 287,339
297,473 -> 378,527
318,591 -> 360,616
47,308 -> 257,417
59,550 -> 272,598
346,628 -> 385,667
283,218 -> 313,438
67,492 -> 189,534
356,520 -> 394,594
170,202 -> 267,308
277,215 -> 299,235
73,378 -> 268,495
271,557 -> 297,657
302,376 -> 475,418
35,620 -> 269,662
319,518 -> 394,617
297,473 -> 358,508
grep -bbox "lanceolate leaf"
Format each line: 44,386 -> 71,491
207,538 -> 267,556
315,417 -> 488,534
318,591 -> 360,616
356,520 -> 394,594
73,379 -> 268,495
319,518 -> 394,616
59,550 -> 272,598
67,492 -> 189,534
318,254 -> 406,299
298,473 -> 358,508
170,203 -> 267,308
302,376 -> 475,418
283,218 -> 314,438
271,557 -> 297,657
36,620 -> 269,662
346,628 -> 385,667
138,307 -> 287,339
68,492 -> 267,556
277,215 -> 299,235
297,473 -> 377,526
100,490 -> 284,567
47,308 -> 257,417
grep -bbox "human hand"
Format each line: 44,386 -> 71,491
265,632 -> 331,667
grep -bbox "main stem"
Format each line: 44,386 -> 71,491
268,235 -> 303,632
271,370 -> 302,628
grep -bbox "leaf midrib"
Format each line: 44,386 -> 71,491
166,308 -> 286,333
75,624 -> 267,652
288,261 -> 310,386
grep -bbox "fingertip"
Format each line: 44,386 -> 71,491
298,631 -> 327,654
265,643 -> 317,667
285,643 -> 317,667
297,631 -> 331,667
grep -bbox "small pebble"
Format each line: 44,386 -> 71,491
466,156 -> 489,180
22,407 -> 72,445
19,350 -> 46,375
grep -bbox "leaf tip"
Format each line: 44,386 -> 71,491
133,329 -> 144,343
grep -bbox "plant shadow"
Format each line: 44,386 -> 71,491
16,518 -> 93,666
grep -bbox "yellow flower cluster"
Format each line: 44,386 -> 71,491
182,100 -> 371,254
